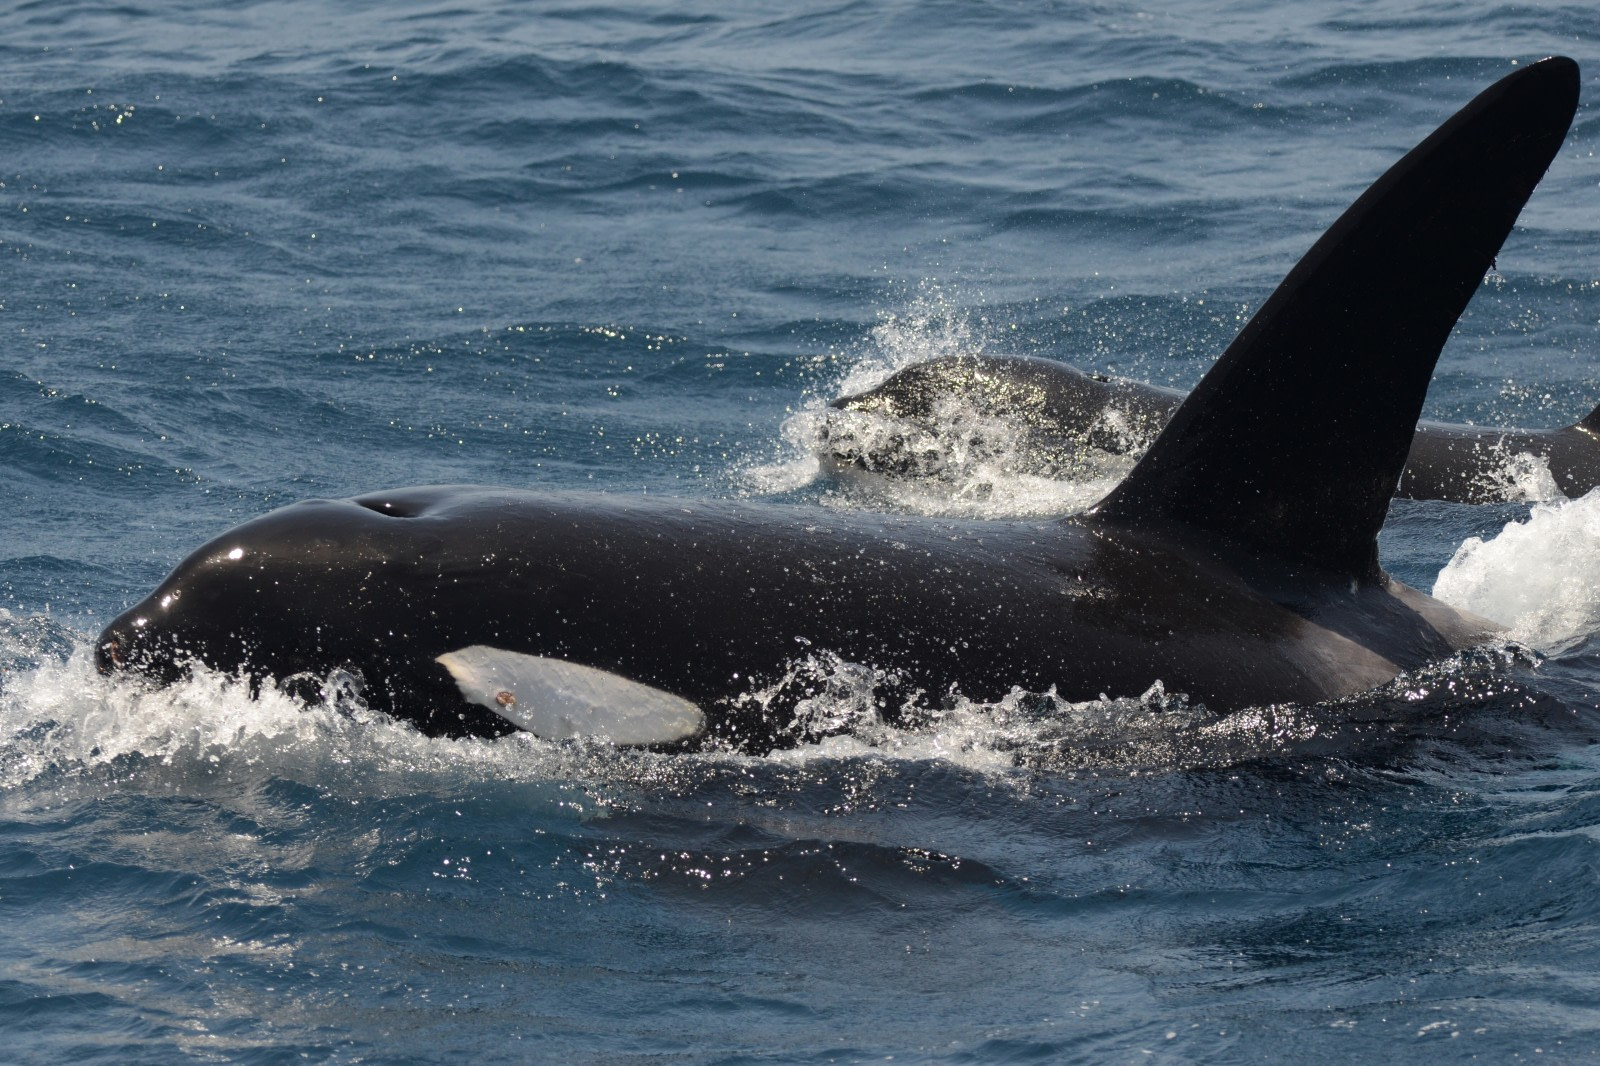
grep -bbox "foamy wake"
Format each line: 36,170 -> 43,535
0,627 -> 1537,800
1434,489 -> 1600,653
0,638 -> 1209,790
0,632 -> 678,802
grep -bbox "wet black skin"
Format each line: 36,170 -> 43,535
825,353 -> 1600,504
93,58 -> 1580,746
94,486 -> 1495,748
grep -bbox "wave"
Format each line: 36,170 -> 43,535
1435,490 -> 1600,654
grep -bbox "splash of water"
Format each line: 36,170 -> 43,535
743,282 -> 991,499
1481,449 -> 1564,503
746,283 -> 1142,516
812,394 -> 1136,517
1434,489 -> 1600,653
0,596 -> 1544,806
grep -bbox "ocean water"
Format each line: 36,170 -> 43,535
7,1 -> 1600,1061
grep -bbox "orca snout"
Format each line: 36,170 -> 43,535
94,604 -> 148,675
95,609 -> 186,684
95,627 -> 124,674
95,614 -> 146,677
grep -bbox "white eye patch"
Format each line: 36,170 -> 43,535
435,645 -> 704,746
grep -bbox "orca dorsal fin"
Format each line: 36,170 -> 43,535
1092,57 -> 1578,581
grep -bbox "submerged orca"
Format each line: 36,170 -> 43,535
96,59 -> 1578,750
823,353 -> 1600,504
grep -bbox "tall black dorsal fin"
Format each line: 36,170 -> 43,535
1092,57 -> 1578,580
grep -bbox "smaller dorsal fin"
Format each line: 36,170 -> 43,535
1092,58 -> 1579,580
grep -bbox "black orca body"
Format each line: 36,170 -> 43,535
95,486 -> 1494,746
97,59 -> 1578,749
825,353 -> 1600,504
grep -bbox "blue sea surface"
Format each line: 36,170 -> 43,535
6,1 -> 1600,1062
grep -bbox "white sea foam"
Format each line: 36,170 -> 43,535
0,638 -> 652,800
1433,489 -> 1600,652
743,283 -> 991,500
750,648 -> 1528,774
812,393 -> 1134,517
739,406 -> 827,495
0,634 -> 1314,798
744,283 -> 1130,517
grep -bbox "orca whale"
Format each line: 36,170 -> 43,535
823,352 -> 1600,504
95,58 -> 1578,750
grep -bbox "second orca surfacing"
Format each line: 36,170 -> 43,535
96,59 -> 1577,750
823,354 -> 1600,504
